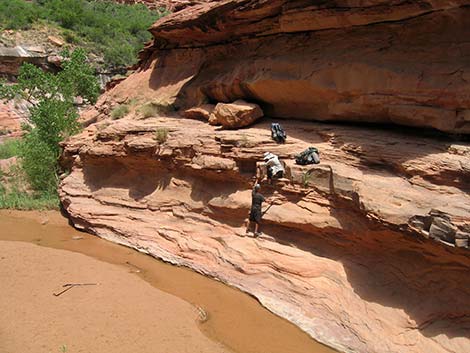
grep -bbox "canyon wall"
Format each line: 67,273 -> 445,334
60,1 -> 470,353
138,0 -> 470,134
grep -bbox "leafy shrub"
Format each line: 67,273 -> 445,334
301,171 -> 312,188
0,139 -> 22,159
20,132 -> 59,192
111,104 -> 129,120
62,29 -> 80,44
138,102 -> 158,118
153,101 -> 176,115
127,98 -> 140,107
0,188 -> 59,210
155,128 -> 169,143
0,0 -> 41,30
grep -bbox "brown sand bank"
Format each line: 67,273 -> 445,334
0,240 -> 230,353
0,210 -> 334,353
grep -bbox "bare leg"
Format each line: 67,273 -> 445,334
254,222 -> 259,236
245,220 -> 251,234
257,164 -> 268,183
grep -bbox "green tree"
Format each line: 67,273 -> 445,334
0,48 -> 99,196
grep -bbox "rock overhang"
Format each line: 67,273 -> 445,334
138,0 -> 470,134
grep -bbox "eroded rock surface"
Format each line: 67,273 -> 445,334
0,100 -> 29,139
60,109 -> 470,353
134,0 -> 470,134
60,1 -> 470,353
0,46 -> 50,79
183,104 -> 214,121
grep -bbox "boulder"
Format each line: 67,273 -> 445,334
57,1 -> 470,352
59,115 -> 470,353
0,100 -> 27,137
209,100 -> 263,129
23,45 -> 46,54
183,104 -> 214,121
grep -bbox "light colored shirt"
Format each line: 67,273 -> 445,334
264,154 -> 284,175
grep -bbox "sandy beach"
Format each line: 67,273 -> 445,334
0,240 -> 230,353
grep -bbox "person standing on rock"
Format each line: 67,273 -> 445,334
246,179 -> 280,237
246,182 -> 265,237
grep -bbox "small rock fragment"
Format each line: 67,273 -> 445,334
48,35 -> 65,47
455,231 -> 469,248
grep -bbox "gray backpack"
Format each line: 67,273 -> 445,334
295,147 -> 320,165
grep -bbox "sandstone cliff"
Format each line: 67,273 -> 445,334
139,0 -> 470,134
59,1 -> 470,353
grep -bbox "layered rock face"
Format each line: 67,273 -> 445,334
0,46 -> 55,80
0,28 -> 68,80
137,0 -> 470,134
60,1 -> 470,353
60,113 -> 470,353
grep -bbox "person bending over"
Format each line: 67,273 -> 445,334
263,152 -> 284,184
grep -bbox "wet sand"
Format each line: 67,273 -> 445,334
0,210 -> 336,353
0,240 -> 229,353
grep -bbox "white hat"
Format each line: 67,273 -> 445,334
263,152 -> 272,160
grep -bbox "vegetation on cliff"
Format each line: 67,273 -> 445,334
0,0 -> 168,209
0,0 -> 168,68
0,49 -> 99,209
0,138 -> 21,160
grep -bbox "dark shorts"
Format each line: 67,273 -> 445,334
249,207 -> 262,224
267,168 -> 283,180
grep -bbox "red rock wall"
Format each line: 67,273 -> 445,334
59,106 -> 470,353
137,0 -> 470,134
59,1 -> 470,352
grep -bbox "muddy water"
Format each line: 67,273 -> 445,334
0,210 -> 336,353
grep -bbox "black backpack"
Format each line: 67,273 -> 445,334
295,147 -> 320,165
271,123 -> 286,143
